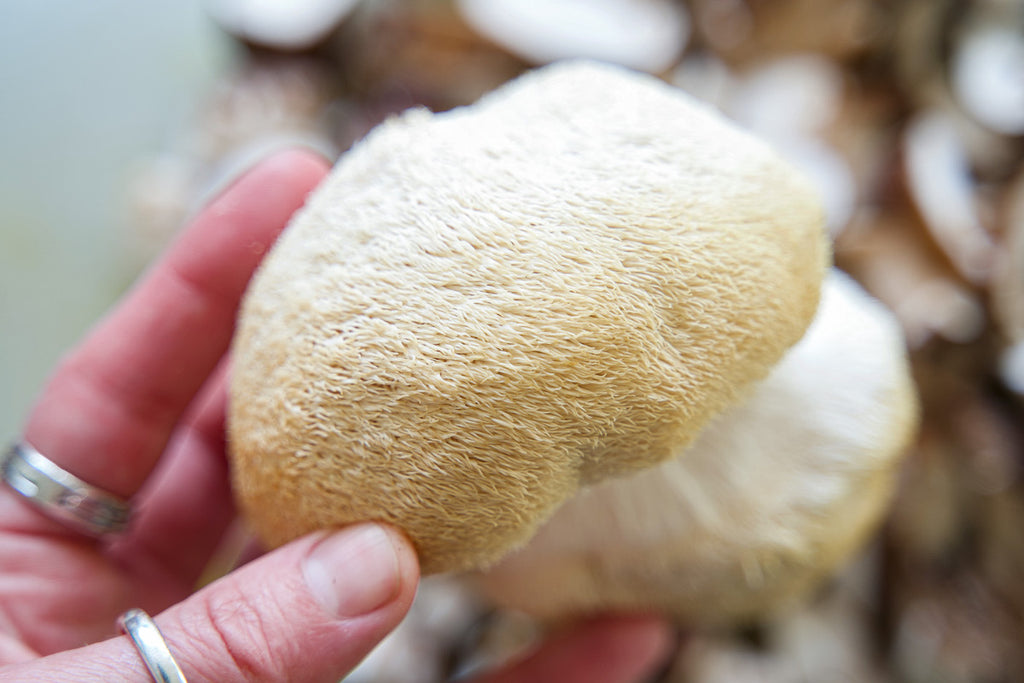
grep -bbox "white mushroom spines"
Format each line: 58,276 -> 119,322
229,61 -> 828,573
476,272 -> 918,620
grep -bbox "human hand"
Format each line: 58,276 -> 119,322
0,149 -> 672,682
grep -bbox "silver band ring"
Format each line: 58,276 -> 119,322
1,442 -> 131,536
119,609 -> 189,683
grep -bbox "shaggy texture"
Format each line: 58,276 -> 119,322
475,272 -> 918,620
229,61 -> 828,573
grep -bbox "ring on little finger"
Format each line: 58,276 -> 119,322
118,608 -> 188,683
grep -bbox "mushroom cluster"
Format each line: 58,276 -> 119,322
228,61 -> 832,575
121,0 -> 1024,678
476,270 -> 916,622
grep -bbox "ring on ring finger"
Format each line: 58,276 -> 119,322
0,441 -> 132,536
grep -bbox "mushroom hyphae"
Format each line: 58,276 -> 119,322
229,61 -> 828,573
476,271 -> 918,621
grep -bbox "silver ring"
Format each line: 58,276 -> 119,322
119,609 -> 188,683
1,442 -> 131,536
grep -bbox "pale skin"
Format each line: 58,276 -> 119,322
0,149 -> 673,682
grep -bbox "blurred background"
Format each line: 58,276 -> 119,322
0,0 -> 233,437
2,0 -> 1023,681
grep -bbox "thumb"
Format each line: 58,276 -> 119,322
14,524 -> 420,683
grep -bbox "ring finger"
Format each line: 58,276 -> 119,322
4,149 -> 329,537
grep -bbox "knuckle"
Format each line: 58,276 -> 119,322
186,584 -> 291,682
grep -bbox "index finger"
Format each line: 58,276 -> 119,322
19,149 -> 330,500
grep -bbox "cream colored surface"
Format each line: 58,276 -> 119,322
476,272 -> 917,621
229,61 -> 827,573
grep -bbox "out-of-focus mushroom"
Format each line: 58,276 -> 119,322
891,574 -> 1021,683
836,210 -> 986,349
454,0 -> 689,73
689,0 -> 880,65
903,109 -> 998,286
675,552 -> 886,681
207,0 -> 361,51
999,343 -> 1024,396
980,490 -> 1024,620
952,24 -> 1024,137
727,55 -> 844,139
671,52 -> 735,111
726,55 -> 855,237
345,577 -> 484,683
125,56 -> 339,267
890,0 -> 951,107
228,61 -> 827,574
326,1 -> 527,117
195,56 -> 339,156
993,170 -> 1024,392
475,271 -> 917,622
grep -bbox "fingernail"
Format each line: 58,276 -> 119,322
302,524 -> 402,618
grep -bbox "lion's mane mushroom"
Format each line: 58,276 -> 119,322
228,61 -> 828,574
474,271 -> 918,621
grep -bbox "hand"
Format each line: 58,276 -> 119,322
0,149 -> 672,682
